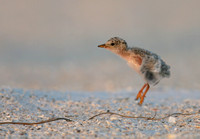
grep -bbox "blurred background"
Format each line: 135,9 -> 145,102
0,0 -> 200,92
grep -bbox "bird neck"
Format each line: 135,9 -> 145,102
112,47 -> 130,59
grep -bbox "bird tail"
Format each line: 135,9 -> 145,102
160,61 -> 170,78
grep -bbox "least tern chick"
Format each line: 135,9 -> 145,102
98,37 -> 170,105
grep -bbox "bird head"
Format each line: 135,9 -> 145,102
98,37 -> 127,52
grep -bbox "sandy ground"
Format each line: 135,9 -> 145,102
0,88 -> 200,138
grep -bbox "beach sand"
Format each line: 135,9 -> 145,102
0,88 -> 199,138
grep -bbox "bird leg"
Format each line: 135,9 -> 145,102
138,83 -> 150,106
135,84 -> 147,100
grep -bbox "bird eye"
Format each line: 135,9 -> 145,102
111,43 -> 115,46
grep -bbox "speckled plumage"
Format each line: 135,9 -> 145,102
98,37 -> 171,105
130,47 -> 170,85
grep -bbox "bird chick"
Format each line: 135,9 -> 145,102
98,37 -> 170,105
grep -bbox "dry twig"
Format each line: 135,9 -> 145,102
0,110 -> 199,125
0,118 -> 73,125
89,110 -> 200,121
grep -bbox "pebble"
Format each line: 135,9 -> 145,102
168,116 -> 176,124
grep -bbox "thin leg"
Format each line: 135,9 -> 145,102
138,83 -> 150,105
135,84 -> 147,100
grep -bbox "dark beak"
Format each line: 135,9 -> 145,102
98,44 -> 106,48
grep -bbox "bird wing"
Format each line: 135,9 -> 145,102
129,47 -> 162,73
141,54 -> 162,73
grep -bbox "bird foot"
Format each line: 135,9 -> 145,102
137,102 -> 143,106
135,83 -> 150,106
135,91 -> 143,100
